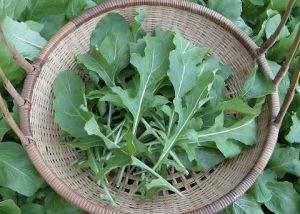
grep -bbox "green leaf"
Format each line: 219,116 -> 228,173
25,0 -> 69,21
97,150 -> 131,178
0,37 -> 25,92
0,117 -> 10,141
66,0 -> 87,20
0,199 -> 21,214
285,113 -> 300,143
194,147 -> 225,170
220,194 -> 263,214
269,0 -> 300,12
131,157 -> 183,196
40,15 -> 66,40
249,174 -> 272,203
267,24 -> 300,62
168,30 -> 209,99
53,71 -> 92,138
0,142 -> 44,196
131,9 -> 146,41
265,12 -> 290,39
265,181 -> 300,214
44,190 -> 85,214
90,13 -> 130,48
208,0 -> 242,20
84,116 -> 117,149
113,30 -> 174,134
77,16 -> 133,87
196,114 -> 257,158
247,0 -> 266,6
240,64 -> 275,99
25,21 -> 44,33
123,132 -> 137,156
0,0 -> 28,19
21,204 -> 45,214
69,137 -> 102,150
233,17 -> 253,35
1,16 -> 47,60
267,147 -> 300,178
0,187 -> 17,202
155,71 -> 214,168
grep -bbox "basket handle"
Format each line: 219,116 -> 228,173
0,66 -> 29,145
257,0 -> 296,55
0,23 -> 33,145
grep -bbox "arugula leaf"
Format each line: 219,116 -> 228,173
77,14 -> 133,87
84,116 -> 117,149
1,16 -> 47,60
90,13 -> 131,48
194,147 -> 225,170
167,30 -> 209,134
168,30 -> 209,99
113,30 -> 174,135
154,71 -> 214,169
131,157 -> 182,196
0,142 -> 44,196
131,9 -> 146,41
53,71 -> 92,138
196,114 -> 256,158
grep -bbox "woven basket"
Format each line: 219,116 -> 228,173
0,0 -> 299,213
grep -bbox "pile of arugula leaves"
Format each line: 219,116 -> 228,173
0,0 -> 299,213
51,10 -> 272,205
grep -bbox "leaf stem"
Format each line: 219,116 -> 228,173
107,103 -> 113,131
167,111 -> 175,136
141,118 -> 188,174
116,166 -> 125,188
106,120 -> 125,138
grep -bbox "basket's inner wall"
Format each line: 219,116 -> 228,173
30,5 -> 269,213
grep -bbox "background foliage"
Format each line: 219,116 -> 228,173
0,0 -> 299,213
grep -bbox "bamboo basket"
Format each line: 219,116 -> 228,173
0,0 -> 300,213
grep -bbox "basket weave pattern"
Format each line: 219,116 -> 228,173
19,1 -> 280,213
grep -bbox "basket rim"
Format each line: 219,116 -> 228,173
20,0 -> 280,213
